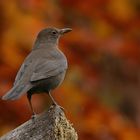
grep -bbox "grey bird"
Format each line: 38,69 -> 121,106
2,27 -> 72,116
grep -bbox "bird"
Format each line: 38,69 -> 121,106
2,27 -> 72,116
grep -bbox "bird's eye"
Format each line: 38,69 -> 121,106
52,31 -> 57,35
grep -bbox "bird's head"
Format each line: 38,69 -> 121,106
35,27 -> 72,47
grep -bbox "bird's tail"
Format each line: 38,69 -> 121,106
2,84 -> 31,100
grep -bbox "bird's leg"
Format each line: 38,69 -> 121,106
27,93 -> 36,119
48,91 -> 65,111
48,91 -> 57,105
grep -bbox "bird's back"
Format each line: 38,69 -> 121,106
2,47 -> 67,100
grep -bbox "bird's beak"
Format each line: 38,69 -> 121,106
59,28 -> 72,35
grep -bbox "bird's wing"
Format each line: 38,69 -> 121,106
30,58 -> 67,82
14,63 -> 26,85
14,59 -> 33,85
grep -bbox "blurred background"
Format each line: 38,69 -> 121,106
0,0 -> 140,139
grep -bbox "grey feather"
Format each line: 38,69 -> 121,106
2,27 -> 72,111
2,84 -> 31,100
30,58 -> 67,82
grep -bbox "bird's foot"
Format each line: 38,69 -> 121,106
52,103 -> 65,111
31,113 -> 37,120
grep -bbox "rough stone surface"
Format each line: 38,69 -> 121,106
0,105 -> 78,140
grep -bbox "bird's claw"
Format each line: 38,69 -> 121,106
52,103 -> 65,111
31,113 -> 37,120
